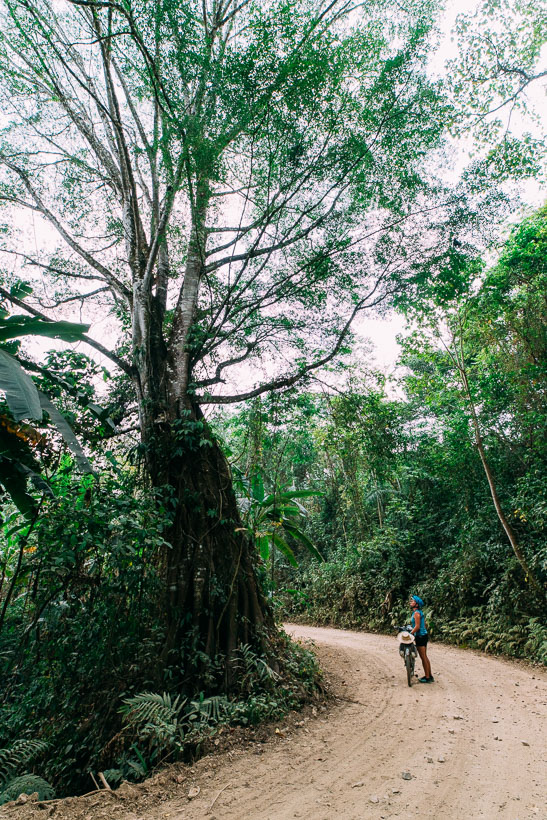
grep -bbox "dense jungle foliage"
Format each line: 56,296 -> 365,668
223,208 -> 547,661
0,184 -> 546,807
0,0 -> 545,805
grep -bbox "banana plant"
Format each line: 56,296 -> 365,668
0,299 -> 93,516
233,467 -> 324,569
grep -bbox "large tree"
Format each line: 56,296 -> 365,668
0,0 -> 460,673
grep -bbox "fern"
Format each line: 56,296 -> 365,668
117,689 -> 240,775
120,692 -> 185,730
0,774 -> 54,805
187,695 -> 234,725
0,740 -> 48,787
236,644 -> 280,688
125,756 -> 148,779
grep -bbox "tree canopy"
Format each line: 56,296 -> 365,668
0,0 -> 471,410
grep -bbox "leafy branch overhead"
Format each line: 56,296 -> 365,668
448,0 -> 547,179
0,0 -> 475,411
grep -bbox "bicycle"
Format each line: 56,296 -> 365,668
394,625 -> 417,687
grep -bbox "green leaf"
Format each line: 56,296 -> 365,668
268,505 -> 301,516
257,534 -> 270,563
279,490 -> 324,499
38,392 -> 94,474
9,282 -> 33,299
271,533 -> 298,567
0,349 -> 42,421
250,471 -> 265,502
19,462 -> 53,498
0,316 -> 89,343
0,459 -> 36,517
281,522 -> 324,562
262,489 -> 322,506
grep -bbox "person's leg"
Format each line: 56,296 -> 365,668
417,645 -> 432,679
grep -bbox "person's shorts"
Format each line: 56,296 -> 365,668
415,633 -> 429,647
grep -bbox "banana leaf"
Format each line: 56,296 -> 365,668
262,488 -> 322,506
38,393 -> 95,475
257,534 -> 270,563
0,354 -> 95,472
280,522 -> 324,562
0,424 -> 43,517
0,463 -> 36,518
19,463 -> 54,498
0,316 -> 89,343
250,470 -> 265,502
0,349 -> 42,422
270,533 -> 298,567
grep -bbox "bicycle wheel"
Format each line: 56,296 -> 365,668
405,649 -> 413,687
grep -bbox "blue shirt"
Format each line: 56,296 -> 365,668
411,607 -> 427,636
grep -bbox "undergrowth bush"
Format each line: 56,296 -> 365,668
281,530 -> 407,631
434,611 -> 547,663
0,461 -> 322,803
63,634 -> 319,790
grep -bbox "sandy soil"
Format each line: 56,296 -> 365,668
2,623 -> 546,820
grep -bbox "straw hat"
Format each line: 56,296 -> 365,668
398,630 -> 415,644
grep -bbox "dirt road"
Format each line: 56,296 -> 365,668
2,624 -> 546,820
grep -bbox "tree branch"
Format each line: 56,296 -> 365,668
0,153 -> 131,301
195,341 -> 259,388
37,287 -> 110,309
197,290 -> 388,405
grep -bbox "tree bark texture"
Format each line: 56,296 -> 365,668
156,408 -> 274,685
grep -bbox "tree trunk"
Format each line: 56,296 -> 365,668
155,406 -> 275,688
459,367 -> 544,597
131,185 -> 276,689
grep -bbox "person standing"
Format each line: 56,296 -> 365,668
409,595 -> 434,683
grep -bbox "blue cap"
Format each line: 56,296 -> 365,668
411,595 -> 424,607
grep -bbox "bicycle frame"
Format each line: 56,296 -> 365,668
395,624 -> 417,686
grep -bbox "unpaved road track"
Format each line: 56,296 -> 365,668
2,624 -> 546,820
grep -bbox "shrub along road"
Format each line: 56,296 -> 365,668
2,624 -> 546,820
